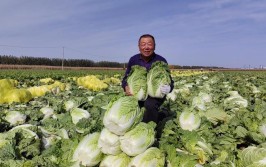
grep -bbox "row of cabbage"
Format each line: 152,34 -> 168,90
159,71 -> 266,167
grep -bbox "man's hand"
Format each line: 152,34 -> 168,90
125,86 -> 133,96
160,85 -> 171,95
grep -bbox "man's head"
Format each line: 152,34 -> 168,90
138,34 -> 156,58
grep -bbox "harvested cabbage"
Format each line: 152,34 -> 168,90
120,122 -> 156,156
147,61 -> 171,98
127,65 -> 148,101
72,132 -> 103,166
103,96 -> 144,135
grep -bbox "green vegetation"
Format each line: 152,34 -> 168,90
0,70 -> 266,166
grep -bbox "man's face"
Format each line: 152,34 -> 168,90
138,37 -> 155,57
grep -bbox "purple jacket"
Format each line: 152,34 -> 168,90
122,53 -> 174,91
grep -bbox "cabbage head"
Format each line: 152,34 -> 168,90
120,122 -> 156,156
103,96 -> 144,135
72,132 -> 103,166
192,92 -> 212,111
99,153 -> 131,167
237,146 -> 266,167
128,147 -> 165,167
4,110 -> 26,126
127,65 -> 148,101
98,128 -> 121,155
70,107 -> 90,125
147,61 -> 171,98
3,88 -> 32,104
223,91 -> 248,111
179,110 -> 201,131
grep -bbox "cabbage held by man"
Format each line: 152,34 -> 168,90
127,65 -> 148,101
147,61 -> 172,98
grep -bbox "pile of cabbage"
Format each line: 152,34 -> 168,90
0,78 -> 67,104
72,96 -> 166,167
127,61 -> 172,100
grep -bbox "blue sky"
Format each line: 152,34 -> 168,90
0,0 -> 266,68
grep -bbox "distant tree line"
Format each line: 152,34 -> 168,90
0,55 -> 224,69
0,55 -> 124,68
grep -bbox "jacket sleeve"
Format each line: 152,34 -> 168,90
169,74 -> 174,92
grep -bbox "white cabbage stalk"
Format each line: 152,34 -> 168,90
103,96 -> 143,135
120,122 -> 156,156
70,107 -> 90,124
58,128 -> 69,139
64,100 -> 77,112
166,89 -> 178,101
40,126 -> 69,140
128,147 -> 165,167
5,110 -> 26,125
98,128 -> 122,155
72,132 -> 103,167
40,107 -> 55,119
210,150 -> 228,165
197,141 -> 213,155
87,96 -> 94,101
99,153 -> 131,167
42,135 -> 61,149
260,125 -> 266,137
179,110 -> 201,131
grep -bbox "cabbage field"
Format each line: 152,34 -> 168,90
0,69 -> 266,167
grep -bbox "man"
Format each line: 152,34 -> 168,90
122,34 -> 174,124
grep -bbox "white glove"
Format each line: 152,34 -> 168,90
160,85 -> 171,95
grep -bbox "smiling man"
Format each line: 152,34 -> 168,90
122,34 -> 174,124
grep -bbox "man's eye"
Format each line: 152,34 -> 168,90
141,43 -> 153,47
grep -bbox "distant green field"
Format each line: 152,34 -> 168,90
0,69 -> 125,79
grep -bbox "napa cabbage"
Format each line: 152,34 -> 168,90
63,97 -> 88,112
27,85 -> 50,97
147,61 -> 172,98
0,124 -> 41,160
98,128 -> 121,155
40,106 -> 56,119
260,125 -> 266,137
224,91 -> 248,111
127,65 -> 148,101
128,147 -> 165,167
237,146 -> 266,167
200,106 -> 230,125
192,92 -> 212,111
99,153 -> 131,167
72,132 -> 103,167
3,88 -> 32,104
103,96 -> 144,135
70,107 -> 90,125
179,110 -> 201,131
4,110 -> 26,126
120,122 -> 156,156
